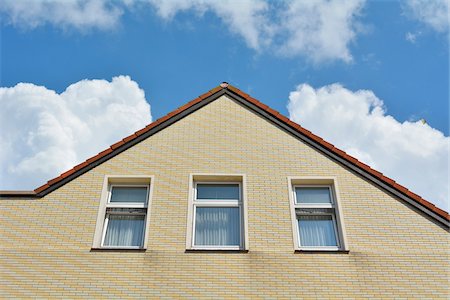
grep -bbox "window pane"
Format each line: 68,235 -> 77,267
298,215 -> 337,247
295,187 -> 331,204
194,207 -> 240,246
110,187 -> 147,203
104,215 -> 145,247
196,184 -> 239,200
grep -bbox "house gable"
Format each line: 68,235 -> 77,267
1,83 -> 448,227
1,87 -> 449,298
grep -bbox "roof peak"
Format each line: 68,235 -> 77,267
1,83 -> 447,225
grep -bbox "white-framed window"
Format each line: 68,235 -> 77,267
93,176 -> 153,249
186,174 -> 248,250
288,177 -> 347,251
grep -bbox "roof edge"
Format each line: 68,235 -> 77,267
0,190 -> 38,197
1,82 -> 448,226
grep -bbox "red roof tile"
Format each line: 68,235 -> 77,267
73,161 -> 89,171
34,184 -> 50,194
98,148 -> 113,158
135,127 -> 149,137
60,168 -> 76,178
110,140 -> 125,150
122,134 -> 137,143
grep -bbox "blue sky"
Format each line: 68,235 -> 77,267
0,0 -> 449,210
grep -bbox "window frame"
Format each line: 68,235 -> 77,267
192,182 -> 242,250
288,177 -> 348,252
107,184 -> 150,207
92,175 -> 154,250
100,184 -> 149,249
186,174 -> 248,251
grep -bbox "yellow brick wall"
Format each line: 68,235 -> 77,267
1,95 -> 448,299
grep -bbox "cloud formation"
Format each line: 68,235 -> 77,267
0,0 -> 122,30
277,0 -> 364,63
0,0 -> 365,63
146,0 -> 365,63
0,76 -> 152,190
287,83 -> 449,210
146,0 -> 273,50
404,0 -> 449,33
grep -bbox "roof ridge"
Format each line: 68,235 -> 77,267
2,82 -> 448,223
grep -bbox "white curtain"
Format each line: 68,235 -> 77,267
298,215 -> 337,247
195,207 -> 240,246
104,215 -> 145,246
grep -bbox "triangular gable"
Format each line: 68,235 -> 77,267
1,82 -> 448,226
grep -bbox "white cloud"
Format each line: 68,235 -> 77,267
145,0 -> 365,63
0,0 -> 123,30
0,76 -> 152,190
145,0 -> 273,50
404,0 -> 449,33
277,0 -> 365,63
405,31 -> 420,43
287,83 -> 449,210
0,0 -> 366,63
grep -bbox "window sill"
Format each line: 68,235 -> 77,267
185,249 -> 249,253
295,249 -> 349,254
90,247 -> 146,252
